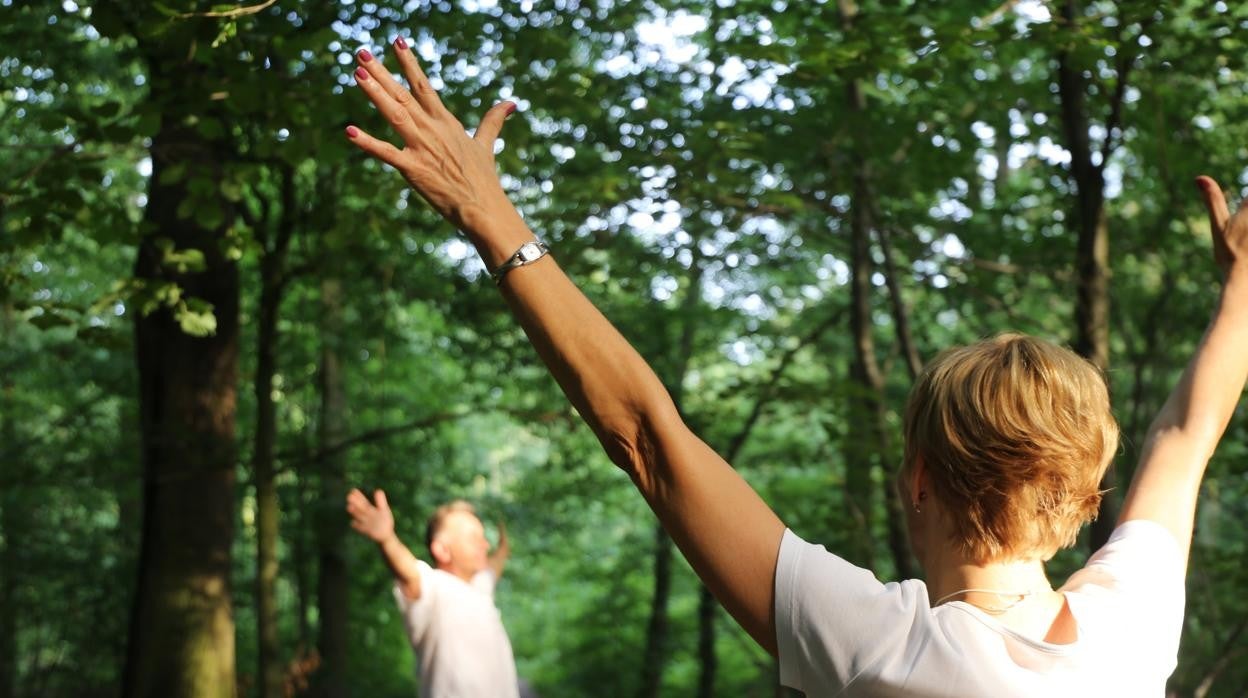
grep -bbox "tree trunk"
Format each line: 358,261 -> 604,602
843,167 -> 882,572
254,168 -> 296,698
832,0 -> 917,578
122,121 -> 239,698
1055,0 -> 1119,551
638,525 -> 673,698
314,276 -> 349,698
638,258 -> 705,698
0,304 -> 15,698
696,585 -> 717,698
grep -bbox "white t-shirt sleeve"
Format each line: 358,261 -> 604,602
393,560 -> 437,645
471,568 -> 498,597
1069,519 -> 1186,671
774,528 -> 928,694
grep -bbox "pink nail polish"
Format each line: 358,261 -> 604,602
345,125 -> 360,138
505,102 -> 517,115
395,36 -> 408,50
358,49 -> 373,63
355,67 -> 369,81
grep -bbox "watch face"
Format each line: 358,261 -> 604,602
518,242 -> 542,262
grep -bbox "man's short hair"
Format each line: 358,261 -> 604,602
902,333 -> 1119,563
424,500 -> 477,558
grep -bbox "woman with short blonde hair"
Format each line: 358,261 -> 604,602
342,40 -> 1248,696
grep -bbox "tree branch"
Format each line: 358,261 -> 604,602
178,0 -> 278,20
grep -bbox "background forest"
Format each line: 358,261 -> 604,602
3,0 -> 1248,696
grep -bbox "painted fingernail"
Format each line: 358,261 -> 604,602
395,36 -> 408,50
358,49 -> 373,63
345,125 -> 360,138
505,102 -> 517,116
355,67 -> 369,82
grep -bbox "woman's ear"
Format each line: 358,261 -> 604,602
910,454 -> 930,509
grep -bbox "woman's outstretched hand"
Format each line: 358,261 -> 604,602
1195,175 -> 1248,279
345,39 -> 521,242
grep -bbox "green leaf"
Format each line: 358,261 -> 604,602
176,298 -> 217,336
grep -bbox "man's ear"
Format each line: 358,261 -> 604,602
430,539 -> 450,566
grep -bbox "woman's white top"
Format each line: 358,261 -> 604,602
775,519 -> 1185,697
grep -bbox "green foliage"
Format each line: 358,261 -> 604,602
4,0 -> 1248,696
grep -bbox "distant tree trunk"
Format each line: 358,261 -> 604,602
314,276 -> 349,698
638,525 -> 673,698
869,212 -> 924,581
833,0 -> 906,576
1055,0 -> 1133,551
696,585 -> 717,698
293,474 -> 313,647
842,165 -> 882,572
995,113 -> 1013,197
122,119 -> 239,698
639,257 -> 703,698
0,306 -> 15,698
254,169 -> 296,698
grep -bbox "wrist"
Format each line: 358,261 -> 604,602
460,209 -> 533,269
374,532 -> 399,547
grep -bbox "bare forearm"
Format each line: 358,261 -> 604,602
1148,270 -> 1248,447
377,534 -> 423,597
477,226 -> 674,473
470,225 -> 784,651
1121,269 -> 1248,545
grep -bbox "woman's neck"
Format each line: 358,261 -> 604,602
924,552 -> 1054,610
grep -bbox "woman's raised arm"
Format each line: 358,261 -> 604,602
344,42 -> 786,652
1118,177 -> 1248,565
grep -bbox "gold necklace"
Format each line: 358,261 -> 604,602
933,587 -> 1039,615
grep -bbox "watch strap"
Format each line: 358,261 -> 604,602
490,239 -> 550,285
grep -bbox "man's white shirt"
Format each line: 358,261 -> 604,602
395,561 -> 519,698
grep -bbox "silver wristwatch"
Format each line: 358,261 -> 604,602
490,239 -> 550,285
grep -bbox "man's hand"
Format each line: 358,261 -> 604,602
347,488 -> 397,544
489,518 -> 511,579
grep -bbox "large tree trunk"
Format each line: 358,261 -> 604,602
254,168 -> 296,698
314,276 -> 349,698
122,120 -> 240,698
1055,0 -> 1120,551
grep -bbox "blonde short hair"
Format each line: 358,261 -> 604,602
902,333 -> 1118,562
424,500 -> 477,558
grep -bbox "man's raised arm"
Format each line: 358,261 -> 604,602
347,488 -> 424,600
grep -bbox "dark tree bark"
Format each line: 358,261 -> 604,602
639,256 -> 704,698
122,117 -> 240,697
254,167 -> 297,698
313,276 -> 349,698
1055,0 -> 1139,551
0,304 -> 15,698
832,0 -> 919,579
696,586 -> 717,698
638,525 -> 674,698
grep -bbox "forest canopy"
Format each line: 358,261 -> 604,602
2,0 -> 1247,696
